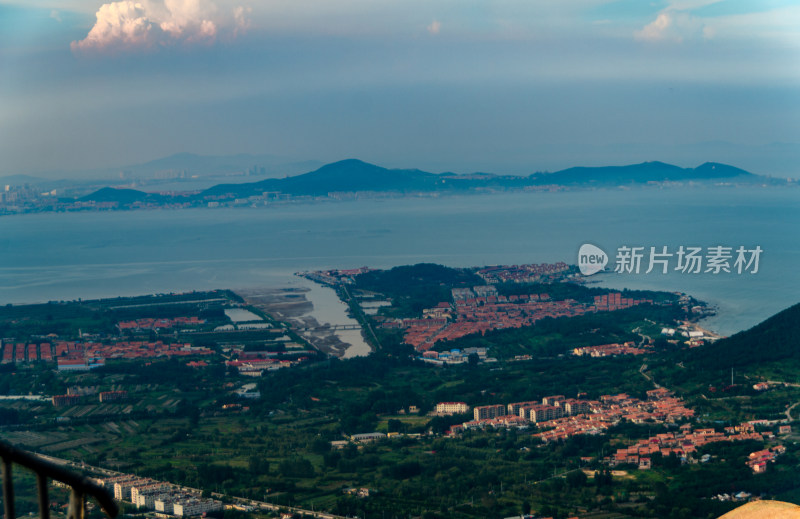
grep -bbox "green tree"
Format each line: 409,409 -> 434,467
566,469 -> 587,488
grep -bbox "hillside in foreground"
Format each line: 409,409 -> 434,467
686,302 -> 800,370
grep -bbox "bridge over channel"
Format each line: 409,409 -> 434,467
295,324 -> 362,331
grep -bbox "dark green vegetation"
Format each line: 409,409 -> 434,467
686,302 -> 800,370
496,281 -> 681,305
3,346 -> 798,519
353,264 -> 483,317
644,301 -> 800,424
2,278 -> 800,518
438,303 -> 687,359
0,290 -> 239,339
0,289 -> 307,360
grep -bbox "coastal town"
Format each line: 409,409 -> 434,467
0,291 -> 318,402
4,0 -> 799,515
0,265 -> 798,519
436,387 -> 791,475
382,286 -> 656,351
301,263 -> 717,358
448,388 -> 695,440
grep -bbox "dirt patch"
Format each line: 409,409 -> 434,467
236,287 -> 350,357
237,287 -> 313,319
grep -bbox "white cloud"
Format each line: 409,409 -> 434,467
71,0 -> 250,53
71,1 -> 154,51
49,10 -> 62,22
427,19 -> 441,35
635,1 -> 800,46
635,9 -> 705,43
233,5 -> 252,37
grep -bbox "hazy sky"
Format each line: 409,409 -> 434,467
2,0 -> 800,177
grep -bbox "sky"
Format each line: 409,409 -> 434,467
1,0 -> 800,177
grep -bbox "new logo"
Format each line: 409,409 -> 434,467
578,243 -> 608,276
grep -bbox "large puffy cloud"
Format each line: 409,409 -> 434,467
71,0 -> 250,53
634,2 -> 800,45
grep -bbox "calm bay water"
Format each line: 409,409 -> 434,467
1,186 -> 798,336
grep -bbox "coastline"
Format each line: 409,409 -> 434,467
687,320 -> 725,341
1,189 -> 796,338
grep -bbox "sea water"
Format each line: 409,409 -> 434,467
1,186 -> 798,337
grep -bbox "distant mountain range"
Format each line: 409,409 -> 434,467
533,161 -> 755,185
81,158 -> 781,206
1,153 -> 324,187
116,152 -> 323,179
200,159 -> 442,198
202,159 -> 767,198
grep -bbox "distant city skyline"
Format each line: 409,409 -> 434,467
1,0 -> 799,177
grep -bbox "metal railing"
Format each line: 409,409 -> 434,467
0,441 -> 118,519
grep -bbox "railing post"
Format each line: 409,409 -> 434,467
2,457 -> 14,519
67,488 -> 84,519
0,442 -> 116,519
37,473 -> 49,519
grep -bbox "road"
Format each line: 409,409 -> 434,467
639,363 -> 661,389
786,402 -> 799,421
765,381 -> 800,422
767,380 -> 800,388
